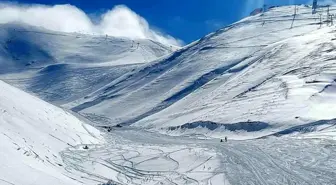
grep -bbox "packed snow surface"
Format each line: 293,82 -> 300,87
62,127 -> 336,185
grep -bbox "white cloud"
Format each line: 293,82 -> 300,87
0,3 -> 183,46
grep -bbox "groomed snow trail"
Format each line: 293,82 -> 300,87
62,128 -> 336,185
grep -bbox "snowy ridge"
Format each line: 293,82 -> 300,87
0,23 -> 172,70
0,80 -> 103,185
71,5 -> 336,138
0,23 -> 173,104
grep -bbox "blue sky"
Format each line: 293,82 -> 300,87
7,0 -> 313,43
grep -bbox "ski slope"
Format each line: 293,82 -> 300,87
69,5 -> 336,138
1,5 -> 336,185
61,127 -> 336,185
0,23 -> 173,105
0,80 -> 103,185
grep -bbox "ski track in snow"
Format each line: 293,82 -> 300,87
61,128 -> 336,185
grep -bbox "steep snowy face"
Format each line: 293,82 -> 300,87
73,5 -> 336,135
0,80 -> 103,185
0,23 -> 173,104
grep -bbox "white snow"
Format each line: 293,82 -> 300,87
0,23 -> 173,105
61,128 -> 336,185
68,5 -> 336,139
0,80 -> 103,185
1,5 -> 336,185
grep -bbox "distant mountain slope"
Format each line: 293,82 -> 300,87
0,23 -> 173,104
0,80 -> 103,185
72,5 -> 336,136
0,23 -> 172,71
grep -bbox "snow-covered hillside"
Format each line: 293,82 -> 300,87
0,23 -> 173,104
0,80 -> 103,185
70,5 -> 336,138
2,5 -> 336,185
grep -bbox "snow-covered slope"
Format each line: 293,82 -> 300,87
2,5 -> 336,185
0,80 -> 103,185
0,23 -> 172,71
72,5 -> 336,138
0,23 -> 172,104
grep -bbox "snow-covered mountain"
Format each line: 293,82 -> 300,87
69,5 -> 336,138
0,80 -> 103,185
1,5 -> 336,140
2,5 -> 336,185
0,23 -> 173,104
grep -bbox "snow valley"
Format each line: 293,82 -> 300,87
1,3 -> 336,185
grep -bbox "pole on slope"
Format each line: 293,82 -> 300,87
263,4 -> 267,13
327,5 -> 330,19
331,14 -> 334,26
291,5 -> 297,29
319,13 -> 322,28
312,0 -> 318,14
327,5 -> 330,25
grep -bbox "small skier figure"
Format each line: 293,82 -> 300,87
220,139 -> 223,142
83,145 -> 89,150
224,136 -> 228,142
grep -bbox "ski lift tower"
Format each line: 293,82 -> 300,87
312,0 -> 318,14
263,4 -> 267,13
